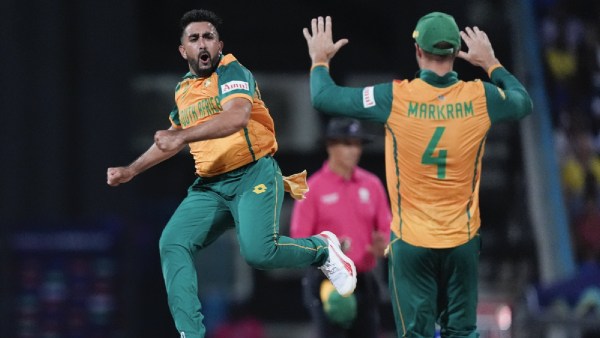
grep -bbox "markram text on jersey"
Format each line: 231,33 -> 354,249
407,101 -> 474,120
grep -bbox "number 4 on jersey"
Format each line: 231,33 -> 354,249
421,126 -> 447,179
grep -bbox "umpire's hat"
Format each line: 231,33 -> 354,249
325,117 -> 373,143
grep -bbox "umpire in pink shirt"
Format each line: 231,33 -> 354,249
290,117 -> 392,338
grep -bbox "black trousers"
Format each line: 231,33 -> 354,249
302,268 -> 381,338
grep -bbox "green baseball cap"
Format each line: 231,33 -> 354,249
320,280 -> 357,328
412,12 -> 461,55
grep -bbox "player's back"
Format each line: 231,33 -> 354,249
386,77 -> 491,248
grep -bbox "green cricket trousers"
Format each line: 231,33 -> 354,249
158,155 -> 328,338
388,233 -> 481,338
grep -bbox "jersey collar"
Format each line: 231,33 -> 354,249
182,71 -> 197,79
416,69 -> 459,88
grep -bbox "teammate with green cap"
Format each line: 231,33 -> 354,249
412,12 -> 461,56
303,11 -> 532,338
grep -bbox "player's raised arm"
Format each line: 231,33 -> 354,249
303,16 -> 348,66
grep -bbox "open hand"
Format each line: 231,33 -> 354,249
457,26 -> 500,71
303,16 -> 348,65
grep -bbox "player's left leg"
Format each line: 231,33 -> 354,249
387,233 -> 439,338
233,156 -> 329,269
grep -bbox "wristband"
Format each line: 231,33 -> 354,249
487,64 -> 503,78
311,62 -> 330,71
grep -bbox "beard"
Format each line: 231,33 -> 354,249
189,52 -> 220,78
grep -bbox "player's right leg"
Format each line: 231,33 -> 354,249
437,235 -> 480,338
159,182 -> 233,338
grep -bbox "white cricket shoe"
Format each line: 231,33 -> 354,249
318,231 -> 357,297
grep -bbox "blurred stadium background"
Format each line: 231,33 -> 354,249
1,0 -> 598,337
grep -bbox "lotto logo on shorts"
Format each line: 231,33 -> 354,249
221,80 -> 249,94
180,332 -> 186,338
253,184 -> 267,194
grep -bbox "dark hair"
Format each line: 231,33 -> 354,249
180,9 -> 223,39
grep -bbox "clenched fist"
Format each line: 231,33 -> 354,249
154,129 -> 185,152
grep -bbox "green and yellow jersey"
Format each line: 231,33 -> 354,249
170,53 -> 277,177
310,65 -> 532,248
